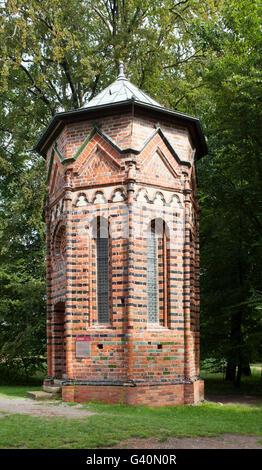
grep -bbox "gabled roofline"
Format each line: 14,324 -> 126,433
46,124 -> 192,184
32,98 -> 208,159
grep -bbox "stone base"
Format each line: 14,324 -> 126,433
43,384 -> 62,394
61,379 -> 204,407
27,391 -> 55,400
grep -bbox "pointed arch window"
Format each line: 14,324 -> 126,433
147,223 -> 158,324
96,216 -> 110,324
147,219 -> 169,327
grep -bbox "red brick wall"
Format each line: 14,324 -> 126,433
62,380 -> 204,407
45,109 -> 203,404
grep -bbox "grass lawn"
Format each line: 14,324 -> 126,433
0,385 -> 42,399
201,365 -> 262,395
0,367 -> 261,449
0,398 -> 261,448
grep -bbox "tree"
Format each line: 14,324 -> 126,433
0,0 -> 261,387
194,0 -> 262,384
0,0 -> 211,378
0,157 -> 46,382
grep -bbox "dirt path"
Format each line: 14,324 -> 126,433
108,393 -> 262,449
205,394 -> 262,407
0,397 -> 96,419
107,434 -> 262,449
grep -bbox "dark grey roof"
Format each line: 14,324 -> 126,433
32,62 -> 208,159
83,63 -> 162,109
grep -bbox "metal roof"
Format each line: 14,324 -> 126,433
32,62 -> 208,159
83,62 -> 162,109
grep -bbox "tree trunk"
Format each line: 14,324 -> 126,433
225,360 -> 236,381
235,355 -> 242,388
242,363 -> 252,377
232,211 -> 245,388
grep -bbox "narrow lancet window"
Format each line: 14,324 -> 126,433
147,219 -> 169,326
96,217 -> 109,323
147,222 -> 158,324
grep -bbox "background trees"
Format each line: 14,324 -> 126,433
0,0 -> 261,385
195,0 -> 262,383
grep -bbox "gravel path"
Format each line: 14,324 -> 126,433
205,394 -> 262,407
0,397 -> 96,419
108,434 -> 262,449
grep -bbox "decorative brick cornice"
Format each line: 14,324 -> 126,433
47,124 -> 192,183
32,99 -> 208,159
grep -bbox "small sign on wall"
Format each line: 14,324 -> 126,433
76,336 -> 91,358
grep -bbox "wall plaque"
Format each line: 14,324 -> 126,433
76,336 -> 91,358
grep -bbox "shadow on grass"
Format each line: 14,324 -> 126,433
201,368 -> 262,396
0,386 -> 42,399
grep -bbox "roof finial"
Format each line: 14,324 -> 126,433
117,60 -> 125,80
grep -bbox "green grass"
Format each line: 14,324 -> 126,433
0,385 -> 42,399
0,367 -> 261,448
0,400 -> 261,449
202,366 -> 262,396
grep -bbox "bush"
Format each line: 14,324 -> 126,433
0,358 -> 46,385
200,357 -> 227,374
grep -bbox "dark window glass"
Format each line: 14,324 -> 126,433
147,227 -> 158,323
96,219 -> 109,323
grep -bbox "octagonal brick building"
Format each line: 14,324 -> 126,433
34,63 -> 207,406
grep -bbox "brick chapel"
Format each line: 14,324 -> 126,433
33,63 -> 207,406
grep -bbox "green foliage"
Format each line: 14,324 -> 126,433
194,0 -> 262,380
201,358 -> 227,374
0,255 -> 46,379
201,367 -> 262,396
0,0 -> 212,382
0,0 -> 208,116
0,0 -> 261,387
0,155 -> 46,377
0,365 -> 45,387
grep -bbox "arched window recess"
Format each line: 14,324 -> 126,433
95,216 -> 110,324
147,219 -> 170,328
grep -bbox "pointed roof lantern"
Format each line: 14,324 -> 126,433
33,61 -> 208,159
